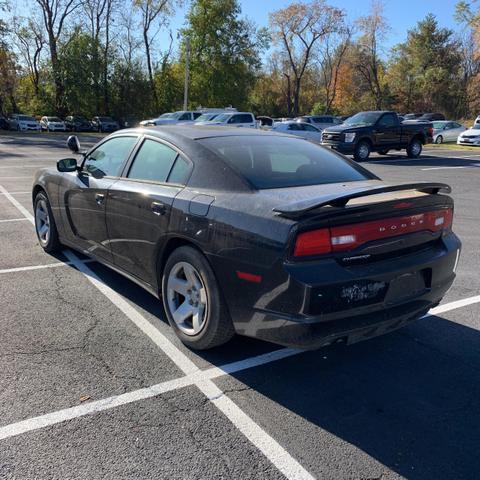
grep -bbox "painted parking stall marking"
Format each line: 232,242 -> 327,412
1,181 -> 315,480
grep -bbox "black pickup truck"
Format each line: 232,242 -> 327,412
321,111 -> 433,161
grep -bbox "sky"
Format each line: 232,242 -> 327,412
162,0 -> 462,54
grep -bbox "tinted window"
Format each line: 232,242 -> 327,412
344,112 -> 381,126
193,112 -> 202,119
167,156 -> 191,184
303,124 -> 318,132
230,114 -> 253,124
128,139 -> 178,183
179,112 -> 191,121
199,136 -> 371,189
378,114 -> 397,127
287,123 -> 302,131
84,136 -> 137,178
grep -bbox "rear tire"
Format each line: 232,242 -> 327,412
161,246 -> 235,350
407,138 -> 423,158
353,140 -> 371,161
34,191 -> 61,253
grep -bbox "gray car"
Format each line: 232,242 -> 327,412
432,121 -> 466,144
273,121 -> 322,142
295,115 -> 342,130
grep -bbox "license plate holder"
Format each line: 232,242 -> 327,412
385,272 -> 426,304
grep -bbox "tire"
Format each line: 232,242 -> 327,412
407,138 -> 423,158
378,149 -> 389,155
435,135 -> 443,144
34,191 -> 61,253
353,140 -> 371,161
161,246 -> 235,350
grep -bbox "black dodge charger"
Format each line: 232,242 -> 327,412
32,126 -> 461,350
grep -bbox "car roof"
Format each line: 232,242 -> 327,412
120,125 -> 285,140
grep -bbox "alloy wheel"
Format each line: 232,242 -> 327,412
166,261 -> 208,336
35,199 -> 50,246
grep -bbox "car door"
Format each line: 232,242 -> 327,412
374,113 -> 400,147
447,122 -> 463,141
105,137 -> 192,285
59,135 -> 139,262
229,114 -> 256,128
302,123 -> 322,142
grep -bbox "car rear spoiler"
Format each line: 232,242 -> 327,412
273,182 -> 451,219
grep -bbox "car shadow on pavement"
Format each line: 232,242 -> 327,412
224,315 -> 480,480
83,260 -> 480,478
366,154 -> 480,168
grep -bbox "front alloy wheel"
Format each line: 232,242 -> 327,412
34,192 -> 61,253
354,141 -> 371,161
35,198 -> 50,246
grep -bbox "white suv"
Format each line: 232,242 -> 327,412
205,112 -> 257,128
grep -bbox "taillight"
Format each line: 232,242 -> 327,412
428,127 -> 434,137
293,208 -> 453,257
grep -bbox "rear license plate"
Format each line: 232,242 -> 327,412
385,272 -> 426,304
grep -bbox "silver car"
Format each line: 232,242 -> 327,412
273,121 -> 322,142
432,121 -> 466,144
295,115 -> 342,130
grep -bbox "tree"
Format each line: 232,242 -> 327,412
134,0 -> 178,110
315,23 -> 352,113
14,17 -> 45,96
181,0 -> 269,109
388,14 -> 463,116
354,1 -> 389,109
34,0 -> 83,114
269,0 -> 344,116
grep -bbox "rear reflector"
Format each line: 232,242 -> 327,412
236,271 -> 262,283
294,208 -> 453,257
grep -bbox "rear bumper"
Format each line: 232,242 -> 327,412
224,233 -> 461,349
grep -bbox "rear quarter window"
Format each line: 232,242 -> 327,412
199,136 -> 373,189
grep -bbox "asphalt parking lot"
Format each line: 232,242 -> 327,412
1,133 -> 479,480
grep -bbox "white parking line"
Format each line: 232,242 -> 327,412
3,180 -> 479,480
421,166 -> 468,171
0,218 -> 29,223
0,294 -> 479,444
0,258 -> 95,274
0,191 -> 30,195
1,182 -> 315,480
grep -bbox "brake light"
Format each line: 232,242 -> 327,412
428,127 -> 434,137
293,208 -> 453,257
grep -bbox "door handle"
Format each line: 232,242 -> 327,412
151,201 -> 166,216
95,193 -> 105,205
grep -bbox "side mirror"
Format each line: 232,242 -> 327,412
57,158 -> 78,172
67,135 -> 81,153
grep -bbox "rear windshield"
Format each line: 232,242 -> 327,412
199,136 -> 371,189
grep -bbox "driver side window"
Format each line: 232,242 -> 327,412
378,114 -> 396,127
83,136 -> 138,178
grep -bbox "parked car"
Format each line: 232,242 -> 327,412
403,113 -> 424,120
204,111 -> 257,128
40,116 -> 67,132
321,111 -> 433,161
8,114 -> 41,131
0,115 -> 9,130
415,113 -> 446,122
474,115 -> 480,126
432,121 -> 466,144
256,116 -> 274,128
295,115 -> 342,130
140,111 -> 203,127
65,116 -> 93,132
194,112 -> 221,124
272,121 -> 322,142
120,116 -> 141,129
91,116 -> 119,132
457,124 -> 480,146
32,126 -> 460,350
